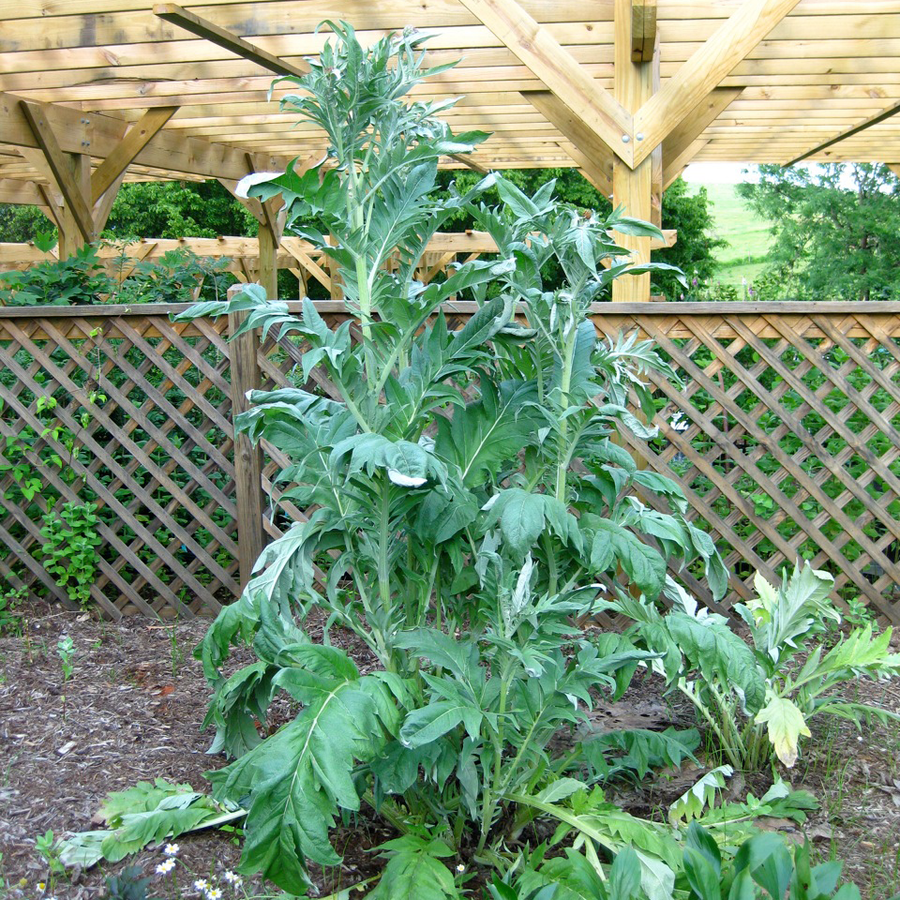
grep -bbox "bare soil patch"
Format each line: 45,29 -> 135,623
0,601 -> 898,899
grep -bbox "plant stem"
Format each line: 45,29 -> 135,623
554,319 -> 578,503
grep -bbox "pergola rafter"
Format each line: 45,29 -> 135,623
0,0 -> 899,300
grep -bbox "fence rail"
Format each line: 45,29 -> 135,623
2,301 -> 899,623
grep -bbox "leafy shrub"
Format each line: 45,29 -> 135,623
613,562 -> 900,769
171,21 -> 760,898
109,247 -> 231,304
0,243 -> 232,306
38,502 -> 102,608
0,244 -> 115,305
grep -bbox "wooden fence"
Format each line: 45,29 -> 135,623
2,301 -> 900,623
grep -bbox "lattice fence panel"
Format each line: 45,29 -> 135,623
595,308 -> 900,624
5,303 -> 900,623
0,309 -> 239,618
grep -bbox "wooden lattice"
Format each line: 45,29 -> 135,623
3,301 -> 900,623
594,303 -> 900,624
0,306 -> 239,618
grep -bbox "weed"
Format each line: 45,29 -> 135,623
34,829 -> 65,893
0,586 -> 25,636
157,618 -> 184,679
103,864 -> 153,900
2,751 -> 19,788
56,635 -> 75,681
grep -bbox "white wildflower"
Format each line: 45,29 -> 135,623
156,858 -> 176,875
194,878 -> 210,892
163,843 -> 180,857
224,871 -> 243,886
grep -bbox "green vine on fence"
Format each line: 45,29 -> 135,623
0,388 -> 105,609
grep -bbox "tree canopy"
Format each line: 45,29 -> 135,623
737,163 -> 900,301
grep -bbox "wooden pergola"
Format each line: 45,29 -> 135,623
2,0 -> 899,301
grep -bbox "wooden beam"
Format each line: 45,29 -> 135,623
36,183 -> 63,231
0,92 -> 288,183
448,153 -> 489,174
560,143 -> 613,198
0,178 -> 44,206
632,0 -> 803,166
18,101 -> 94,244
91,106 -> 178,202
257,222 -> 278,300
153,4 -> 310,78
524,90 -> 614,195
631,0 -> 657,63
785,99 -> 900,166
649,28 -> 662,228
456,0 -> 634,166
227,295 -> 267,588
661,87 -> 742,171
281,239 -> 333,292
92,171 -> 125,232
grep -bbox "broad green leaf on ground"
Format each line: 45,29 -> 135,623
58,786 -> 244,867
98,779 -> 196,824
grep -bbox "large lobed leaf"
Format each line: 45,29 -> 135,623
207,648 -> 398,894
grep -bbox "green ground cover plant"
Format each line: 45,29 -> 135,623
612,562 -> 900,771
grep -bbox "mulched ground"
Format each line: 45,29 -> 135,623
0,600 -> 898,899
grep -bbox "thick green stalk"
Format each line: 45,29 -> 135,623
476,658 -> 516,855
345,161 -> 376,386
377,481 -> 392,614
554,320 -> 579,503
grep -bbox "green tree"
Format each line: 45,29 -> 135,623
0,203 -> 54,242
656,177 -> 725,298
104,180 -> 257,238
0,180 -> 257,244
736,163 -> 900,301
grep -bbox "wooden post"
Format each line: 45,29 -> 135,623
258,222 -> 278,300
612,0 -> 654,302
227,283 -> 267,589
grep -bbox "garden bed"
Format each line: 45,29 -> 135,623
0,602 -> 899,899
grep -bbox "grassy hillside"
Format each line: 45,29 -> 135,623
689,183 -> 773,287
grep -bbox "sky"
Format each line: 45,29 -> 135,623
682,162 -> 760,184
